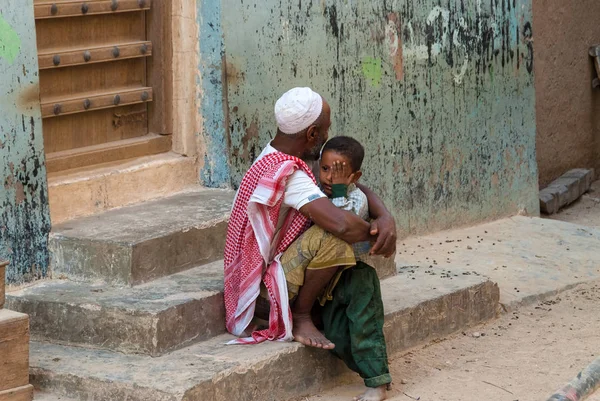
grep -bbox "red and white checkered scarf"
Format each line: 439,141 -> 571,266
224,151 -> 314,344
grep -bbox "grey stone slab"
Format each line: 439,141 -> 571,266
29,269 -> 499,401
50,189 -> 235,285
546,182 -> 572,207
6,261 -> 225,356
541,169 -> 595,215
564,168 -> 594,196
539,190 -> 559,215
551,177 -> 580,205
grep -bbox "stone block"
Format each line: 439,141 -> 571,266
564,168 -> 594,195
541,169 -> 596,214
539,189 -> 559,215
562,168 -> 589,180
550,178 -> 579,205
0,261 -> 6,309
50,189 -> 234,286
547,184 -> 570,207
0,385 -> 33,401
0,310 -> 30,392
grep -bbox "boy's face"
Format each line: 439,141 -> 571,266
319,150 -> 361,196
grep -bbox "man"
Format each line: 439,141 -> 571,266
224,87 -> 396,349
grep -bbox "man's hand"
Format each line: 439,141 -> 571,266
331,161 -> 355,186
369,213 -> 397,258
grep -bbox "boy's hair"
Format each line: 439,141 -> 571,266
322,136 -> 365,172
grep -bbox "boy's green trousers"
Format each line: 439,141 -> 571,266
322,261 -> 392,388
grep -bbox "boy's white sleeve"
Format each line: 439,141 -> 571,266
331,195 -> 354,212
332,187 -> 368,218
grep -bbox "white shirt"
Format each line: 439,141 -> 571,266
254,143 -> 326,232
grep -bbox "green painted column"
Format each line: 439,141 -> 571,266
0,1 -> 50,283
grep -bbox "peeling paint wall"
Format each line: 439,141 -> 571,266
221,0 -> 539,235
197,0 -> 231,187
533,0 -> 600,188
0,1 -> 50,283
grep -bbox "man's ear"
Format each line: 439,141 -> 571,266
352,170 -> 362,183
306,125 -> 318,142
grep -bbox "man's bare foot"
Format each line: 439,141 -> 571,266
352,385 -> 387,401
292,314 -> 335,349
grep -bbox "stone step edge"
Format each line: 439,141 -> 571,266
49,188 -> 235,286
8,257 -> 394,356
6,260 -> 225,357
29,269 -> 500,401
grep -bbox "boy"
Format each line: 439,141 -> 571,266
318,136 -> 392,401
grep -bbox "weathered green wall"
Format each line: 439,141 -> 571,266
221,0 -> 539,235
0,1 -> 50,283
198,0 -> 231,188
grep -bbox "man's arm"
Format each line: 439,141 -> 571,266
299,198 -> 374,244
355,183 -> 397,257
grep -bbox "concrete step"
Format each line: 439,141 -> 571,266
7,261 -> 225,356
7,257 -> 394,356
29,267 -> 499,401
48,152 -> 198,225
34,391 -> 79,401
50,188 -> 235,286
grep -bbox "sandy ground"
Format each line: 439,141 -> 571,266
306,182 -> 600,401
306,280 -> 600,401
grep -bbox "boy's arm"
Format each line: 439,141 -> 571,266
355,183 -> 397,257
331,184 -> 368,218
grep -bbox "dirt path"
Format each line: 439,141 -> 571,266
306,281 -> 600,401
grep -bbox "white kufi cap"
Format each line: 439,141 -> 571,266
274,87 -> 323,134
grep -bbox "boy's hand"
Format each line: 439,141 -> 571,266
331,160 -> 355,186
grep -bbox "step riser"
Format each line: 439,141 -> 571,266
7,293 -> 225,357
31,373 -> 176,401
0,385 -> 33,401
384,281 -> 500,354
49,188 -> 234,286
0,311 -> 31,394
10,258 -> 391,356
48,153 -> 197,225
30,280 -> 499,401
50,221 -> 228,286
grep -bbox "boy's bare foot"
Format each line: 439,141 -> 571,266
352,385 -> 387,401
292,314 -> 335,349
